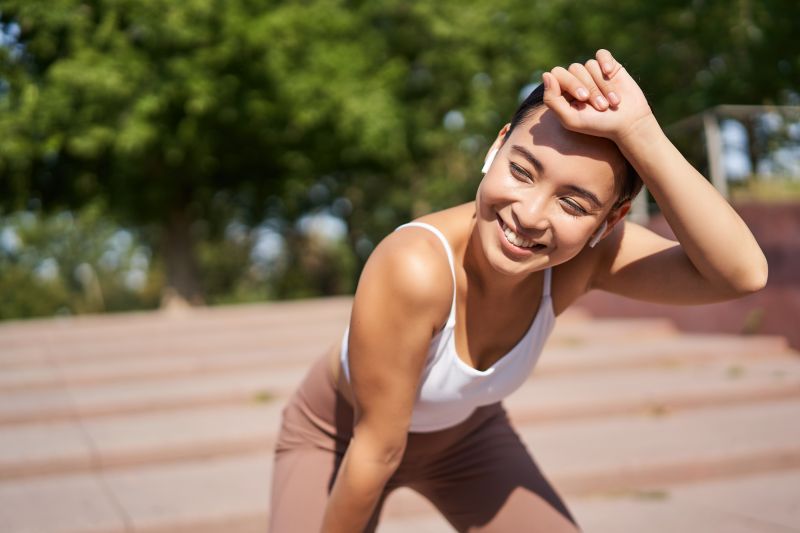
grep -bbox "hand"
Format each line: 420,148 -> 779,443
542,49 -> 654,143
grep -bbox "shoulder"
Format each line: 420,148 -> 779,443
354,223 -> 454,331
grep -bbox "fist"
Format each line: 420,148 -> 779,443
542,49 -> 653,142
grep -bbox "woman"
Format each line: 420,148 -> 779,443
268,49 -> 768,532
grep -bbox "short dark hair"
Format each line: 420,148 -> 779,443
503,83 -> 643,210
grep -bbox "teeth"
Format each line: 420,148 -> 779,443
501,220 -> 538,248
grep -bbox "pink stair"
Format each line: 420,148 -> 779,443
0,297 -> 798,532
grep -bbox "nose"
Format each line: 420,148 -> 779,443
513,195 -> 551,237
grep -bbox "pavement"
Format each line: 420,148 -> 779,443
0,296 -> 799,532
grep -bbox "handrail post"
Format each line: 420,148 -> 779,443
703,111 -> 728,199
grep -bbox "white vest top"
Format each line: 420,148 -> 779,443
340,221 -> 556,432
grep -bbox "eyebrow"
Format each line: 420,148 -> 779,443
511,145 -> 544,174
564,185 -> 603,209
511,144 -> 603,209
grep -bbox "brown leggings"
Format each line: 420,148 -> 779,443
268,352 -> 579,532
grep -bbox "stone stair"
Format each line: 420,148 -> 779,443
0,297 -> 798,532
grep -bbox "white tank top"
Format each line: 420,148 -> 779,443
340,221 -> 556,432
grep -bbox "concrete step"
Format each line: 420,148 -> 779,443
359,399 -> 800,513
507,355 -> 800,422
517,398 -> 800,496
0,454 -> 270,533
0,297 -> 353,348
0,318 -> 679,392
537,334 -> 792,375
380,469 -> 800,532
0,357 -> 800,486
379,467 -> 800,532
1,342 -> 797,434
0,470 -> 129,533
0,365 -> 299,424
0,323 -> 346,368
0,403 -> 283,479
0,314 -> 671,370
4,398 -> 800,533
0,335 -> 796,427
569,467 -> 800,533
1,334 -> 793,425
1,302 -> 796,533
0,298 -> 592,347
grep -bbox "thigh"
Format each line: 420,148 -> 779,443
414,408 -> 579,533
268,353 -> 345,532
268,447 -> 340,533
269,446 -> 393,533
268,352 -> 391,532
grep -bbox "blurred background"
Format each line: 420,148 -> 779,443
1,0 -> 798,327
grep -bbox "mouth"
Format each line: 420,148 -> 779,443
496,214 -> 546,252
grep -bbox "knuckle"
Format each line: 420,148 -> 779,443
568,62 -> 584,73
589,89 -> 605,103
552,66 -> 567,75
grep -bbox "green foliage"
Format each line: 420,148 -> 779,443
549,0 -> 800,124
0,204 -> 161,318
0,0 -> 797,317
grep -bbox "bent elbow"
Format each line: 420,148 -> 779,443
367,440 -> 407,472
732,257 -> 769,295
383,442 -> 407,469
351,431 -> 408,471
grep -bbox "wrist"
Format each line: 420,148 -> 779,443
613,111 -> 661,148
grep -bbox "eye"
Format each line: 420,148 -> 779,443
560,198 -> 589,216
509,162 -> 532,181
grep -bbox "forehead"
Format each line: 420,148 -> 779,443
509,107 -> 624,199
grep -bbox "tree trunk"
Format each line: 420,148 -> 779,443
160,208 -> 205,309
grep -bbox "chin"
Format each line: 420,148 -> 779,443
481,229 -> 550,277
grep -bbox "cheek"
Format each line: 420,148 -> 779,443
550,216 -> 597,253
478,172 -> 519,204
475,176 -> 503,215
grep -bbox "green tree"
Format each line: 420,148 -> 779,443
6,0 -> 792,314
0,0 -> 408,305
0,0 -> 563,307
0,204 -> 162,319
549,0 -> 800,124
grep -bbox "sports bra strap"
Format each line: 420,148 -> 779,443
394,221 -> 552,320
543,266 -> 552,297
394,222 -> 457,326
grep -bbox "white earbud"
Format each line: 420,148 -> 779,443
588,221 -> 608,248
481,148 -> 498,174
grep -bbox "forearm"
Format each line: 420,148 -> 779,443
320,437 -> 402,532
616,115 -> 768,293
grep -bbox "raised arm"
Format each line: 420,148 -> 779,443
544,49 -> 768,304
321,229 -> 451,532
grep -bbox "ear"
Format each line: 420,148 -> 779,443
590,201 -> 631,247
482,123 -> 512,174
603,201 -> 631,238
485,123 -> 511,159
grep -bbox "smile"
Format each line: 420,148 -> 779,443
497,215 -> 546,250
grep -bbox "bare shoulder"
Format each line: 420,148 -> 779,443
345,216 -> 458,435
354,221 -> 454,334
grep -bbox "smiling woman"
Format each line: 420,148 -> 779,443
268,49 -> 768,533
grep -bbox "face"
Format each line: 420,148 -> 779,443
475,107 -> 626,277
